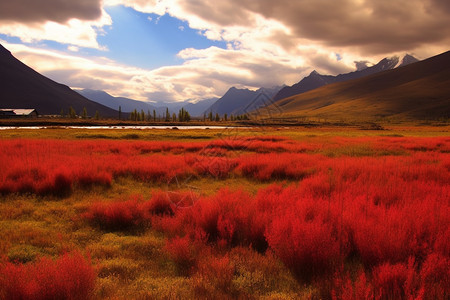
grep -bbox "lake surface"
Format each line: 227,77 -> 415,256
0,126 -> 244,130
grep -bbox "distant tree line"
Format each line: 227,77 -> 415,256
60,107 -> 100,120
59,105 -> 249,122
128,107 -> 191,122
203,111 -> 249,122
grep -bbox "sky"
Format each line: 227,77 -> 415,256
0,0 -> 449,104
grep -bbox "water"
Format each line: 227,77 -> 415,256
0,125 -> 244,130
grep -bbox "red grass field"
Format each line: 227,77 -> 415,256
0,130 -> 449,299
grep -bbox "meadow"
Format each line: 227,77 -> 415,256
0,126 -> 448,299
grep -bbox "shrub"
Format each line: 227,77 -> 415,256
265,201 -> 344,281
83,199 -> 146,231
164,236 -> 198,275
193,254 -> 235,295
371,259 -> 418,300
419,253 -> 450,300
0,251 -> 96,300
332,270 -> 373,300
141,191 -> 175,217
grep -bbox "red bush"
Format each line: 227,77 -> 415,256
236,153 -> 318,181
419,253 -> 450,300
0,251 -> 96,300
83,198 -> 146,231
194,254 -> 235,292
141,190 -> 175,216
265,204 -> 344,281
164,236 -> 198,275
188,189 -> 267,251
371,259 -> 418,300
332,270 -> 373,300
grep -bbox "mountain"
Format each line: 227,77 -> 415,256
204,86 -> 283,116
269,51 -> 450,121
273,55 -> 419,102
0,44 -> 118,117
76,89 -> 166,115
182,98 -> 218,117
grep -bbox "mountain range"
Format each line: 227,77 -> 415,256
273,55 -> 419,102
0,44 -> 118,117
0,42 -> 448,121
269,51 -> 450,120
76,89 -> 164,115
203,86 -> 283,116
77,89 -> 218,117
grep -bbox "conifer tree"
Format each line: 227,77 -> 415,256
69,106 -> 76,119
165,108 -> 170,122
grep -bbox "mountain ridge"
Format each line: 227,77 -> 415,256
204,85 -> 283,116
0,44 -> 118,117
273,55 -> 419,102
77,88 -> 218,117
269,51 -> 450,120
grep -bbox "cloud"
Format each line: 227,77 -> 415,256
116,0 -> 450,58
106,0 -> 449,88
176,0 -> 450,55
2,0 -> 449,103
3,41 -> 309,103
0,17 -> 111,49
67,45 -> 79,52
0,0 -> 103,23
0,0 -> 111,49
354,60 -> 372,71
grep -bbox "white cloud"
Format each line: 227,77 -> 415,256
0,10 -> 111,50
67,45 -> 80,52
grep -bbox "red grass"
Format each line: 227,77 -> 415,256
237,153 -> 318,180
1,135 -> 449,296
194,254 -> 235,293
83,197 -> 146,231
140,190 -> 175,216
371,259 -> 417,300
164,235 -> 199,275
0,251 -> 96,300
419,253 -> 450,300
332,270 -> 374,300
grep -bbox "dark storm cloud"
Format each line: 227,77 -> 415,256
180,0 -> 450,54
0,0 -> 103,23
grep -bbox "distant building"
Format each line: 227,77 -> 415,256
0,109 -> 38,118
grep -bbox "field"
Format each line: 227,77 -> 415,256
0,126 -> 449,299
